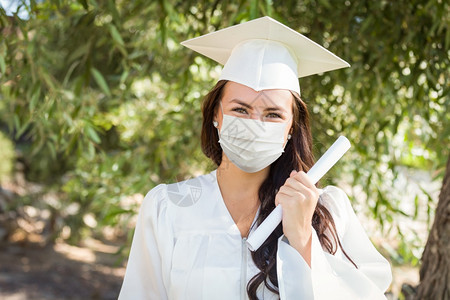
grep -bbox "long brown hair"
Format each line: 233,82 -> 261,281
201,80 -> 356,299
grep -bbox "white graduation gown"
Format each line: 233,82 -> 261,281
119,170 -> 392,299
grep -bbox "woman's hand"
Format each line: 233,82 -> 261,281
275,170 -> 319,266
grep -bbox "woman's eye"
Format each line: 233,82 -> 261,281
266,112 -> 282,118
232,107 -> 248,114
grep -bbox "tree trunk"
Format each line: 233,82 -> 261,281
414,155 -> 450,300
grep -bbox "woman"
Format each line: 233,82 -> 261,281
119,17 -> 392,299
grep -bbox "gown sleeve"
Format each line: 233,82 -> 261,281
276,185 -> 392,300
118,184 -> 172,300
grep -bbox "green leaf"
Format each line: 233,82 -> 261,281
86,126 -> 101,144
318,0 -> 332,9
413,194 -> 419,219
13,115 -> 20,132
446,24 -> 450,51
67,42 -> 91,63
87,141 -> 96,158
250,0 -> 258,19
77,0 -> 88,9
265,0 -> 273,16
0,54 -> 6,74
16,121 -> 31,139
90,67 -> 111,96
47,141 -> 57,160
102,207 -> 132,224
66,134 -> 79,155
120,69 -> 129,84
109,24 -> 124,47
29,86 -> 41,111
40,71 -> 56,90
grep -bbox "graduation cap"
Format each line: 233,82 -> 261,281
181,16 -> 349,95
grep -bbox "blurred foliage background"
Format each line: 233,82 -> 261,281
0,0 -> 448,291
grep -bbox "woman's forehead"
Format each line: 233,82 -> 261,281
222,81 -> 293,111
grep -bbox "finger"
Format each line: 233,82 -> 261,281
293,171 -> 317,189
290,170 -> 298,177
285,182 -> 317,203
278,186 -> 305,199
284,177 -> 305,190
276,185 -> 298,206
285,175 -> 319,201
277,186 -> 292,198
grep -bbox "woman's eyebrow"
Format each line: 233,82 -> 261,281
230,99 -> 285,112
230,99 -> 252,108
265,106 -> 284,112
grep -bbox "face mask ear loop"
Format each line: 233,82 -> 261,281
220,101 -> 225,115
282,114 -> 294,148
217,101 -> 224,137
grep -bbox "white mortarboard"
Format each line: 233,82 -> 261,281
181,16 -> 350,95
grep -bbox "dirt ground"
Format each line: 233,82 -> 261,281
0,239 -> 126,300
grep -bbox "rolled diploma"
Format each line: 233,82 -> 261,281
246,136 -> 351,251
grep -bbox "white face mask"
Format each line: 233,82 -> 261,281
217,108 -> 290,173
